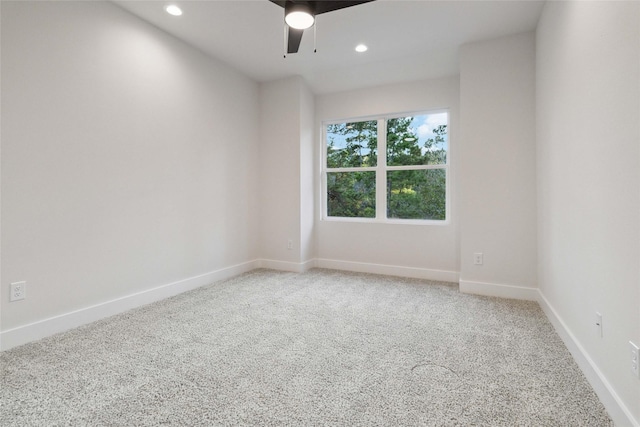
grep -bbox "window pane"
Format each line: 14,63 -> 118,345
387,113 -> 448,166
326,120 -> 377,168
327,171 -> 376,218
387,169 -> 446,220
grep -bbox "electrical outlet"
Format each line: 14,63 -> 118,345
595,312 -> 603,337
473,253 -> 483,265
630,341 -> 639,378
10,281 -> 26,302
287,239 -> 293,250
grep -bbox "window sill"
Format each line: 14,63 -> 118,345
321,216 -> 450,226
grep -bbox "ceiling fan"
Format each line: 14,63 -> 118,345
269,0 -> 376,55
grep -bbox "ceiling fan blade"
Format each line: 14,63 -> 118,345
287,26 -> 304,54
269,1 -> 376,15
314,0 -> 375,15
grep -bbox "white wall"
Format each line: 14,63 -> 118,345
300,83 -> 316,263
1,1 -> 260,340
458,32 -> 538,298
258,76 -> 315,269
536,2 -> 640,425
259,78 -> 302,266
315,76 -> 460,280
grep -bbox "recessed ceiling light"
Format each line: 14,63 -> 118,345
355,44 -> 368,53
165,5 -> 182,16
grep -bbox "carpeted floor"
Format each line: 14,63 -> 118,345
1,268 -> 612,426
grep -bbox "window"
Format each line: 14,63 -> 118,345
323,111 -> 449,223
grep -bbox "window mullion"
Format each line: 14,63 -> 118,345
386,164 -> 447,171
326,167 -> 377,173
376,118 -> 387,221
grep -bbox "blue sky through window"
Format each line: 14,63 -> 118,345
408,112 -> 448,155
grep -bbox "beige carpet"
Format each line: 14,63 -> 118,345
1,268 -> 612,425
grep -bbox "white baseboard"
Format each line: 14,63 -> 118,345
315,258 -> 459,282
0,260 -> 260,352
459,279 -> 538,301
258,258 -> 316,273
537,292 -> 639,427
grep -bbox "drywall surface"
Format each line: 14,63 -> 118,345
459,32 -> 537,289
258,77 -> 304,266
299,83 -> 316,263
536,1 -> 640,424
315,76 -> 460,276
1,2 -> 260,331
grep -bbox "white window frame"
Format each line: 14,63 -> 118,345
321,109 -> 450,225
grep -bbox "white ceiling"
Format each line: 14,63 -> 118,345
113,0 -> 544,94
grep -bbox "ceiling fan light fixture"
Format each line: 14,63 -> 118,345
285,3 -> 315,30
